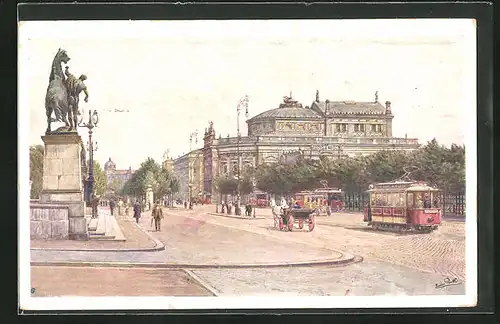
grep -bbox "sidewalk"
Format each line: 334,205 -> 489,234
30,209 -> 163,252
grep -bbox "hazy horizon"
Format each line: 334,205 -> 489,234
18,19 -> 476,170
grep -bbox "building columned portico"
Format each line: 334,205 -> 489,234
171,91 -> 420,203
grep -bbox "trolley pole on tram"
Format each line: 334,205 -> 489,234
236,95 -> 249,216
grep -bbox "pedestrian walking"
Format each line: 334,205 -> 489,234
133,201 -> 141,224
109,200 -> 115,216
152,201 -> 163,232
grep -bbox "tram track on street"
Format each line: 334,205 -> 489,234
165,209 -> 466,281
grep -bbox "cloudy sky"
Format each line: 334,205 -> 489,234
18,19 -> 476,170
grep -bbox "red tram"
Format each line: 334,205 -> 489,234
363,181 -> 442,232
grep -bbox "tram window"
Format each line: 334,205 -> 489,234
400,193 -> 405,206
374,193 -> 387,206
407,193 -> 414,208
414,192 -> 424,208
388,192 -> 402,207
387,193 -> 393,207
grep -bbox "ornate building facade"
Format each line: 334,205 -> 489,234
172,149 -> 204,201
171,91 -> 419,202
103,158 -> 135,187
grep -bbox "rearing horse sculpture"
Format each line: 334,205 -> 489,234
44,48 -> 71,134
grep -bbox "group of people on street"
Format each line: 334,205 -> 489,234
219,201 -> 253,217
129,200 -> 163,231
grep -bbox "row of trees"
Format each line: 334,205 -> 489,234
30,139 -> 465,204
213,139 -> 465,200
120,157 -> 180,201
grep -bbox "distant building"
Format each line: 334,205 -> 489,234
103,157 -> 135,189
170,91 -> 420,203
172,149 -> 204,202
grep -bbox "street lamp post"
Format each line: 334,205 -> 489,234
188,130 -> 198,207
87,138 -> 99,199
78,109 -> 99,216
236,95 -> 249,216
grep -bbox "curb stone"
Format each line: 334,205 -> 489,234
30,216 -> 165,253
30,255 -> 359,269
183,269 -> 220,296
207,212 -> 266,220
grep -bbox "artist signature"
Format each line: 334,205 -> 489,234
435,277 -> 463,289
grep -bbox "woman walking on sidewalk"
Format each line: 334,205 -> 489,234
133,201 -> 141,224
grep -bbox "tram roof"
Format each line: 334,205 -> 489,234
297,188 -> 343,194
366,181 -> 440,192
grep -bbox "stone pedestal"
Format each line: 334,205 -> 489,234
146,186 -> 154,207
38,134 -> 89,240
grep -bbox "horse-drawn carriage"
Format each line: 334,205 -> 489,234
277,208 -> 316,232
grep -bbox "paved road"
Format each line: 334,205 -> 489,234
180,206 -> 466,281
31,205 -> 466,296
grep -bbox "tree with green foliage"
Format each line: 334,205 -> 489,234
252,140 -> 465,209
255,163 -> 296,197
214,175 -> 238,196
239,176 -> 254,196
108,178 -> 125,197
29,145 -> 44,199
93,161 -> 107,197
121,157 -> 177,201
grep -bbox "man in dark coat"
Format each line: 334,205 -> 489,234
109,200 -> 116,216
133,201 -> 141,223
151,201 -> 163,231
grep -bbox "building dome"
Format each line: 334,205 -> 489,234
104,157 -> 116,171
247,96 -> 321,122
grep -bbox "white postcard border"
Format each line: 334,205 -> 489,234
18,19 -> 479,311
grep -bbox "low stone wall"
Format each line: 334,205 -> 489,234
30,203 -> 69,239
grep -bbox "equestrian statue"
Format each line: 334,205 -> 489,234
44,48 -> 89,134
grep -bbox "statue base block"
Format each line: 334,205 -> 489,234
31,134 -> 89,240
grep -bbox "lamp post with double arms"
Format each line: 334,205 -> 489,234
235,95 -> 249,216
188,130 -> 198,206
78,110 -> 99,212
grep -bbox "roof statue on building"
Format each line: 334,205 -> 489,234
280,92 -> 302,108
375,91 -> 379,103
316,89 -> 320,102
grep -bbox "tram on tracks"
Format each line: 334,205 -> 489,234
294,187 -> 345,212
363,180 -> 442,233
